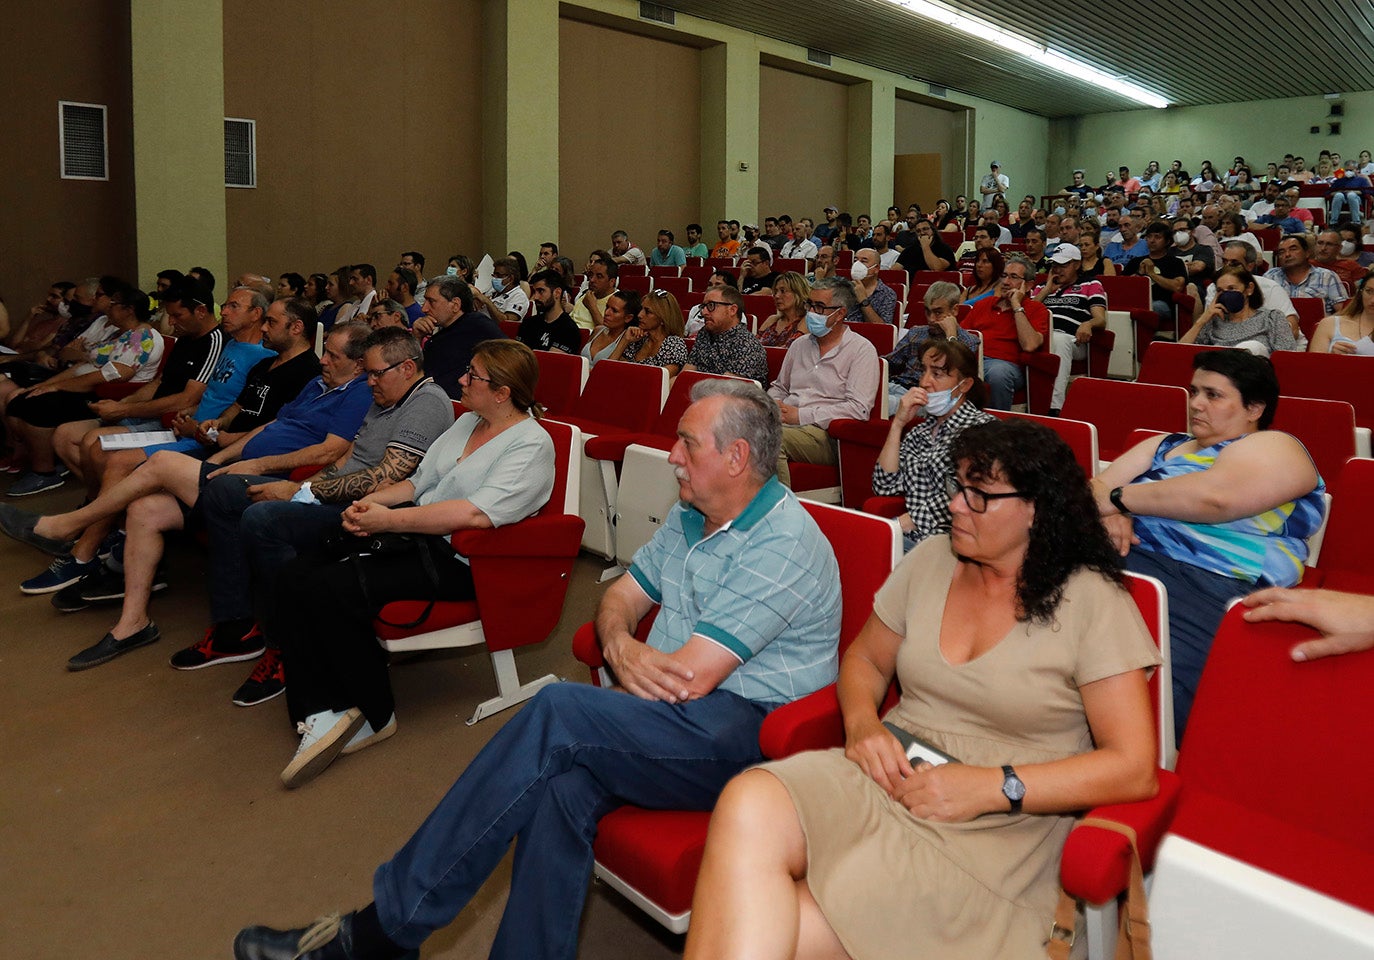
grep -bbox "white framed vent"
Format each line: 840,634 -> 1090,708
225,117 -> 256,188
59,101 -> 108,181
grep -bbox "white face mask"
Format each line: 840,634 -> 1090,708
57,301 -> 71,319
850,260 -> 870,282
1341,241 -> 1357,257
1173,231 -> 1190,245
921,385 -> 964,418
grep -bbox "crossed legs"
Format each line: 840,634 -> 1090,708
31,449 -> 206,544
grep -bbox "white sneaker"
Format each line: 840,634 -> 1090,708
341,714 -> 397,756
280,708 -> 363,789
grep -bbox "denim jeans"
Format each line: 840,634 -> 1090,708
1125,547 -> 1249,746
981,356 -> 1025,410
1330,191 -> 1364,223
373,682 -> 770,959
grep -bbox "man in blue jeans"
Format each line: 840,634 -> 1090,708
233,378 -> 843,960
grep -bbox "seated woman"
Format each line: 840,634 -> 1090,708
873,339 -> 994,550
1076,223 -> 1117,279
1179,266 -> 1296,356
962,247 -> 1004,305
272,339 -> 555,788
756,272 -> 809,346
619,289 -> 688,376
581,289 -> 640,367
1309,273 -> 1374,355
845,251 -> 897,325
932,199 -> 960,231
885,281 -> 980,413
685,418 -> 1161,960
1092,349 -> 1324,739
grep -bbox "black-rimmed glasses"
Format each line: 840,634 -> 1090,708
946,476 -> 1028,514
464,364 -> 495,384
365,357 -> 414,381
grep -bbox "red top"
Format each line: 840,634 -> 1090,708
962,297 -> 1050,362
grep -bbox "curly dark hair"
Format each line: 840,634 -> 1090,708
950,419 -> 1123,624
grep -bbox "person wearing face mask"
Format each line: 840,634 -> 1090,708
1337,224 -> 1374,268
766,278 -> 879,488
845,250 -> 897,325
872,339 -> 993,551
1169,217 -> 1215,284
469,256 -> 529,325
884,282 -> 979,415
1311,229 -> 1366,289
1181,266 -> 1296,356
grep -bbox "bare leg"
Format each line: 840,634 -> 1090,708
684,769 -> 850,960
53,418 -> 100,481
108,493 -> 182,640
33,449 -> 204,541
15,420 -> 57,472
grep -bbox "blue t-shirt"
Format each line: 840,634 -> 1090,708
241,374 -> 373,461
192,338 -> 275,420
405,301 -> 424,326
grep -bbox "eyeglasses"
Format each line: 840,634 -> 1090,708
946,476 -> 1027,514
803,300 -> 839,313
365,357 -> 413,381
700,300 -> 731,312
464,364 -> 495,384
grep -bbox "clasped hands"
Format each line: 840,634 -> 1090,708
845,718 -> 997,823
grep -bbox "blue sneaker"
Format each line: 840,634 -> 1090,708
7,471 -> 64,497
21,555 -> 97,595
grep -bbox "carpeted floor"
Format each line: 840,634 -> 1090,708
0,480 -> 686,959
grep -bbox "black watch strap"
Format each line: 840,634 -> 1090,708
1109,486 -> 1131,516
1001,764 -> 1026,814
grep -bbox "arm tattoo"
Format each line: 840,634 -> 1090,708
312,448 -> 423,503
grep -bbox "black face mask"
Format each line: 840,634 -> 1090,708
67,301 -> 92,321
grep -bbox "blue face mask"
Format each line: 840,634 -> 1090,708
922,385 -> 963,418
445,265 -> 459,277
806,309 -> 833,337
491,276 -> 506,294
1217,289 -> 1247,313
1053,205 -> 1067,216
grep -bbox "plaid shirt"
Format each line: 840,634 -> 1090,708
687,321 -> 769,385
886,325 -> 981,390
872,400 -> 995,548
1264,264 -> 1348,314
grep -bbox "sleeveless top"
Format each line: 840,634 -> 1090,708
1328,323 -> 1374,356
1131,433 -> 1326,588
581,328 -> 626,367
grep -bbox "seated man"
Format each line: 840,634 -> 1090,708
1104,213 -> 1148,265
516,269 -> 581,355
1253,194 -> 1306,235
1312,228 -> 1366,289
738,246 -> 779,295
569,258 -> 617,332
896,219 -> 955,275
1124,221 -> 1189,329
168,327 -> 453,707
419,275 -> 506,398
0,321 -> 375,670
1265,233 -> 1349,314
767,277 -> 878,488
710,220 -> 740,259
682,286 -> 768,385
961,254 -> 1049,410
469,256 -> 529,325
231,377 -> 841,960
648,229 -> 686,268
1031,244 -> 1107,414
884,280 -> 980,415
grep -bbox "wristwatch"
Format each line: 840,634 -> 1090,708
1109,486 -> 1131,516
1001,765 -> 1026,814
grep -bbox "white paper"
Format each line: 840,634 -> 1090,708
99,430 -> 176,450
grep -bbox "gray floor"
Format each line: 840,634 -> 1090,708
0,480 -> 686,960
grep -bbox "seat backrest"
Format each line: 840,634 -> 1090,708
764,345 -> 787,385
1309,457 -> 1374,581
618,274 -> 651,293
774,257 -> 807,274
647,265 -> 680,279
800,501 -> 902,658
987,409 -> 1100,477
570,359 -> 667,432
1137,341 -> 1229,389
1270,395 -> 1356,483
878,268 -> 907,288
913,270 -> 962,286
533,350 -> 588,415
618,263 -> 649,277
1271,352 -> 1374,432
1123,571 -> 1175,770
846,321 -> 897,354
1290,297 -> 1326,341
1174,605 -> 1374,904
536,417 -> 581,516
743,293 -> 775,322
705,257 -> 738,270
499,319 -> 521,339
1061,378 -> 1190,461
651,276 -> 691,300
652,370 -> 740,437
1098,274 -> 1151,311
682,265 -> 714,289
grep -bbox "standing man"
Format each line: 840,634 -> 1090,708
1032,245 -> 1107,414
767,278 -> 878,487
980,161 -> 1009,204
232,378 -> 841,960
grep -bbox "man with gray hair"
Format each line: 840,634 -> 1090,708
232,376 -> 842,960
767,277 -> 878,487
609,230 -> 646,266
962,253 -> 1049,409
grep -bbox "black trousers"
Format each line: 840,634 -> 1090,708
275,535 -> 475,729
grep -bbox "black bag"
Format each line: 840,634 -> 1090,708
318,512 -> 447,630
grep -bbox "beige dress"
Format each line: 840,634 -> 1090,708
763,536 -> 1161,960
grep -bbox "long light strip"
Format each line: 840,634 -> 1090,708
884,0 -> 1170,108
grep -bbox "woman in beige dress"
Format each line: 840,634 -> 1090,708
684,419 -> 1161,960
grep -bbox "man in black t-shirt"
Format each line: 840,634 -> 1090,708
739,246 -> 780,295
896,220 -> 956,276
517,270 -> 582,355
1125,222 -> 1189,329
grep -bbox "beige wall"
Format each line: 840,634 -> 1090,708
558,18 -> 701,264
758,66 -> 849,220
222,0 -> 485,284
0,1 -> 136,312
894,97 -> 967,206
1049,91 -> 1374,191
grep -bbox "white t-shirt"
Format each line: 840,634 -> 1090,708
488,285 -> 530,321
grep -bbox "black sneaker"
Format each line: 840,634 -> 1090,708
232,647 -> 285,706
232,912 -> 418,960
76,563 -> 168,602
66,622 -> 160,671
51,581 -> 93,613
169,625 -> 265,671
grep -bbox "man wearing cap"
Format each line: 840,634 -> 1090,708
1032,245 -> 1107,414
980,161 -> 1009,204
812,205 -> 840,244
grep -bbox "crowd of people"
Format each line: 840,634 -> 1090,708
4,145 -> 1374,958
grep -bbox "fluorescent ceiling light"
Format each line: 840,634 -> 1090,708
884,0 -> 1170,108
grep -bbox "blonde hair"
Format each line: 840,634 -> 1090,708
642,290 -> 686,337
472,339 -> 543,417
772,272 -> 811,317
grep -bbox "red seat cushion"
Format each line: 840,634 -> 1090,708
374,601 -> 479,641
592,807 -> 709,916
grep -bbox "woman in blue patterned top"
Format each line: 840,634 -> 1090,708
1092,349 -> 1324,740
